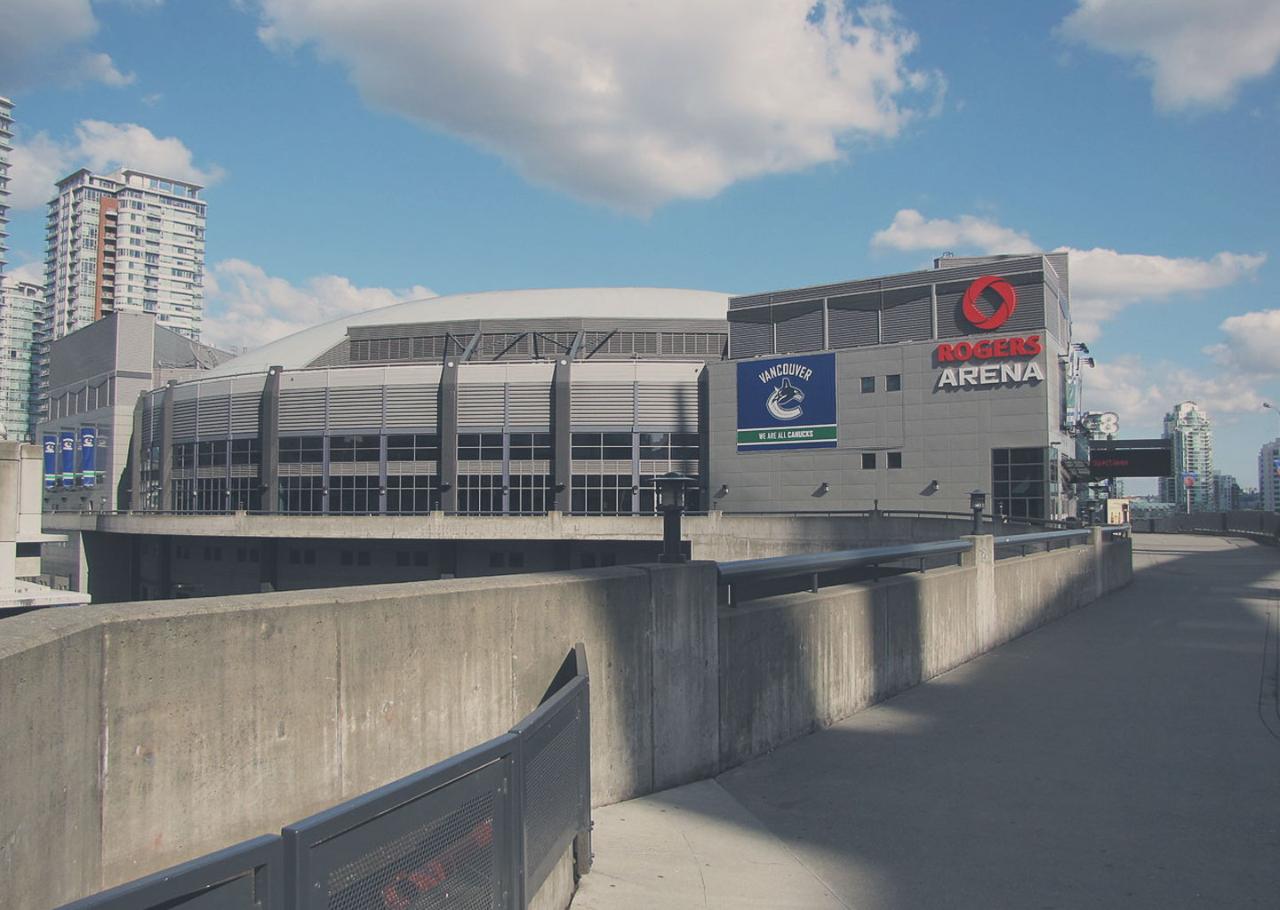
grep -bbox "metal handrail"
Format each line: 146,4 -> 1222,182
717,539 -> 973,588
992,529 -> 1091,547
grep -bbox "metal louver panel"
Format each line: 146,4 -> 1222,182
507,383 -> 552,427
327,387 -> 382,431
198,395 -> 230,436
458,383 -> 506,428
384,384 -> 439,428
827,293 -> 879,348
571,383 -> 635,425
728,307 -> 773,358
636,382 -> 698,430
880,287 -> 932,344
229,393 -> 260,435
773,301 -> 824,354
171,401 -> 197,440
279,389 -> 326,432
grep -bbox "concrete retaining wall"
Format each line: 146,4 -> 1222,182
1138,510 -> 1279,543
0,533 -> 1130,910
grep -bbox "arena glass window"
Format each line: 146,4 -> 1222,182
860,376 -> 875,393
571,473 -> 634,515
230,438 -> 261,466
228,476 -> 261,511
279,436 -> 323,464
457,473 -> 503,514
508,432 -> 552,461
172,442 -> 196,468
195,477 -> 227,512
862,452 -> 876,469
386,434 -> 440,462
458,433 -> 503,461
508,473 -> 551,514
197,439 -> 228,467
170,478 -> 195,512
386,475 -> 438,513
328,475 -> 378,513
886,374 -> 902,392
279,476 -> 323,513
328,434 -> 380,463
992,447 -> 1047,520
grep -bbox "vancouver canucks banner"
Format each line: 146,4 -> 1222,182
43,435 -> 57,489
736,352 -> 837,452
80,426 -> 97,487
60,431 -> 76,488
1273,456 -> 1280,478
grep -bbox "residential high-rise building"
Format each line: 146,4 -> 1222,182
1260,439 -> 1280,514
0,280 -> 46,441
1212,472 -> 1240,512
0,97 -> 12,277
44,168 -> 205,342
1159,401 -> 1214,512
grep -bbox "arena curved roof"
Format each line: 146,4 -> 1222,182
207,287 -> 731,375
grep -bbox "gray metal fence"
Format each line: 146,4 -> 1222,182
57,646 -> 591,910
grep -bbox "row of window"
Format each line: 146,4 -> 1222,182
861,452 -> 903,469
860,374 -> 902,393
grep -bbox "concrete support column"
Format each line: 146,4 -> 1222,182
551,356 -> 572,513
128,394 -> 144,511
961,534 -> 996,652
259,366 -> 282,513
159,381 -> 175,511
439,360 -> 459,513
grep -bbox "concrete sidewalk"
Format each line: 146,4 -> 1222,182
574,535 -> 1280,909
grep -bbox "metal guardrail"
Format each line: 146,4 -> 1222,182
992,529 -> 1091,548
58,646 -> 592,910
718,539 -> 973,605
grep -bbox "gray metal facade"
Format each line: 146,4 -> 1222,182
710,255 -> 1076,518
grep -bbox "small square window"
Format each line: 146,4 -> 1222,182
489,551 -> 504,568
304,549 -> 316,565
357,551 -> 371,566
413,551 -> 429,567
886,374 -> 902,392
396,552 -> 410,567
862,452 -> 876,469
509,552 -> 525,568
860,376 -> 875,393
888,451 -> 902,469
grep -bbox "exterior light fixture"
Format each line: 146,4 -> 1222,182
655,472 -> 694,563
969,489 -> 987,535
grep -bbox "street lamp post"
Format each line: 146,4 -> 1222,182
969,489 -> 986,536
656,472 -> 694,563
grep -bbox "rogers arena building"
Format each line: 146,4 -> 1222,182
123,254 -> 1082,522
129,288 -> 729,516
709,253 -> 1083,521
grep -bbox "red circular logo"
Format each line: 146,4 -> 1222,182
961,276 -> 1017,330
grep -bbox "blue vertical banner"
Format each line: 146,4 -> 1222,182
42,435 -> 57,489
1273,456 -> 1280,478
736,352 -> 838,452
60,431 -> 76,488
80,426 -> 97,488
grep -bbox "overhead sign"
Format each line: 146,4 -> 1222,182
962,275 -> 1017,330
737,353 -> 837,452
42,435 -> 57,489
1088,439 -> 1173,478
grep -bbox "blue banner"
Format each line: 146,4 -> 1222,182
736,352 -> 838,452
80,426 -> 97,488
1273,456 -> 1280,478
60,431 -> 75,488
43,434 -> 57,489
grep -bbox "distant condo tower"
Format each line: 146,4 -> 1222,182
0,96 -> 12,277
44,167 -> 206,341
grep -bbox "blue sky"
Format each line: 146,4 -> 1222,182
3,0 -> 1279,489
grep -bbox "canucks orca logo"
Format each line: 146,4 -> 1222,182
766,377 -> 805,421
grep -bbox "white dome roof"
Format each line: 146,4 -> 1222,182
208,287 -> 730,375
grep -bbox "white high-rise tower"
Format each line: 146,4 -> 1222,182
44,168 -> 206,341
1159,401 -> 1214,512
0,96 -> 12,277
1260,439 -> 1280,514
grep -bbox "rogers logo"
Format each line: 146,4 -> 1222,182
962,275 -> 1017,330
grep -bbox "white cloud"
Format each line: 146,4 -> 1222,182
1087,354 -> 1265,436
254,0 -> 943,212
1065,247 -> 1266,340
0,0 -> 136,90
1059,0 -> 1280,110
4,262 -> 46,288
202,259 -> 435,352
869,209 -> 1266,339
1205,308 -> 1280,376
8,121 -> 224,210
872,209 -> 1037,255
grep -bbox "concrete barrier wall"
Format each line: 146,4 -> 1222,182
1139,510 -> 1279,540
0,534 -> 1129,910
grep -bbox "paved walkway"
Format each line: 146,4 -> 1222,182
574,535 -> 1280,909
